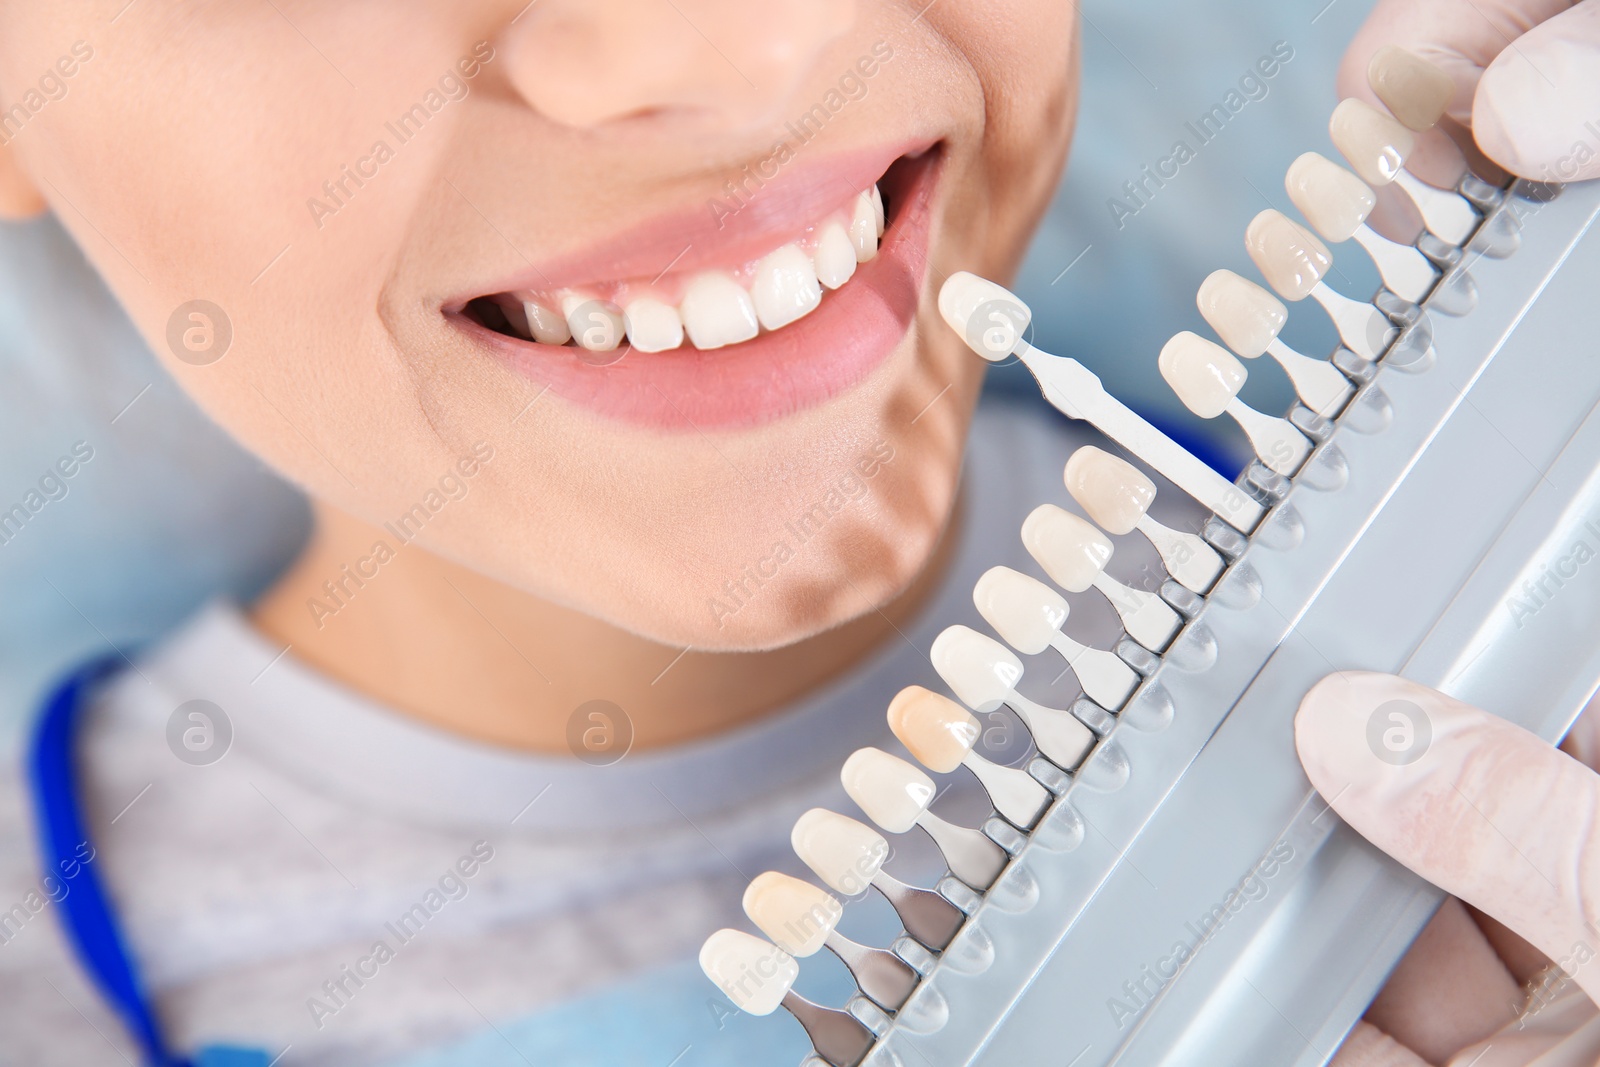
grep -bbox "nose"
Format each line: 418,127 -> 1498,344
498,0 -> 856,129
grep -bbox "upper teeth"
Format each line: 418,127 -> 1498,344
494,184 -> 884,354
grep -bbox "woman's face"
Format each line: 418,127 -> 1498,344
0,1 -> 1076,650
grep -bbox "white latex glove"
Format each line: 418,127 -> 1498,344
1297,672 -> 1600,1066
1338,0 -> 1600,187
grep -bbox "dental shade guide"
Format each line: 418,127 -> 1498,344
702,48 -> 1600,1067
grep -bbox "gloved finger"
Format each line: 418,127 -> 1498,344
1362,898 -> 1521,1063
1561,691 -> 1600,774
1473,0 -> 1600,181
1472,905 -> 1556,985
1329,1020 -> 1431,1067
1334,0 -> 1574,186
1295,671 -> 1600,1006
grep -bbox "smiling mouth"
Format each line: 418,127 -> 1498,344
462,153 -> 923,356
450,146 -> 940,431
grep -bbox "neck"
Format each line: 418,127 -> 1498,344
250,500 -> 956,753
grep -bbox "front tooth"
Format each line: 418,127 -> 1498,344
870,183 -> 885,236
1196,269 -> 1286,357
561,294 -> 624,351
849,190 -> 878,262
751,244 -> 822,331
840,747 -> 935,834
742,871 -> 841,957
519,297 -> 571,346
791,808 -> 888,895
622,297 -> 683,353
1063,447 -> 1155,535
698,929 -> 797,1016
1329,98 -> 1415,187
1245,210 -> 1331,301
1159,331 -> 1248,419
1020,505 -> 1113,593
680,272 -> 759,350
813,221 -> 857,290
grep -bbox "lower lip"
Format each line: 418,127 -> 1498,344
450,152 -> 940,432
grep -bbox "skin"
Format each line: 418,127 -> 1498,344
0,2 -> 1076,751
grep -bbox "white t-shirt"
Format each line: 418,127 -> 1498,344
0,401 -> 1157,1066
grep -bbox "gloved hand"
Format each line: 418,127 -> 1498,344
1297,672 -> 1600,1066
1338,0 -> 1600,186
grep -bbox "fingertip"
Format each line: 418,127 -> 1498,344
1472,5 -> 1600,182
1294,670 -> 1430,798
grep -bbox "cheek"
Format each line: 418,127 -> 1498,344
19,6 -> 483,501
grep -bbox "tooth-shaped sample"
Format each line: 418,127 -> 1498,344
699,928 -> 876,1066
744,871 -> 917,1013
743,872 -> 841,957
1062,447 -> 1153,535
973,564 -> 1069,653
1021,505 -> 1183,650
790,809 -> 964,952
813,221 -> 857,290
680,272 -> 760,350
1196,268 -> 1284,358
1368,46 -> 1454,132
1019,505 -> 1112,591
1158,331 -> 1246,419
621,297 -> 683,353
871,183 -> 885,236
520,297 -> 572,346
937,273 -> 1265,533
972,566 -> 1141,708
699,929 -> 798,1016
1286,152 -> 1375,243
562,295 -> 625,352
1243,212 -> 1389,360
791,808 -> 888,896
887,685 -> 979,772
1197,270 -> 1354,418
1064,447 -> 1224,594
842,747 -> 1007,889
1245,210 -> 1332,302
1160,333 -> 1311,477
937,271 -> 1032,363
1332,96 -> 1477,243
887,685 -> 1049,828
849,190 -> 878,262
752,243 -> 823,330
1330,98 -> 1415,187
930,625 -> 1096,768
931,623 -> 1022,712
841,747 -> 935,834
1286,154 -> 1438,305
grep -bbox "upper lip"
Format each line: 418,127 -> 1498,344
446,137 -> 936,310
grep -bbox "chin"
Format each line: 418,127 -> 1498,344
615,459 -> 958,653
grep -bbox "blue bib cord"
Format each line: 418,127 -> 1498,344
27,656 -> 269,1067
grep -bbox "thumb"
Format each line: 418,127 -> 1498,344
1296,671 -> 1600,1003
1330,1021 -> 1430,1067
1472,0 -> 1600,181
